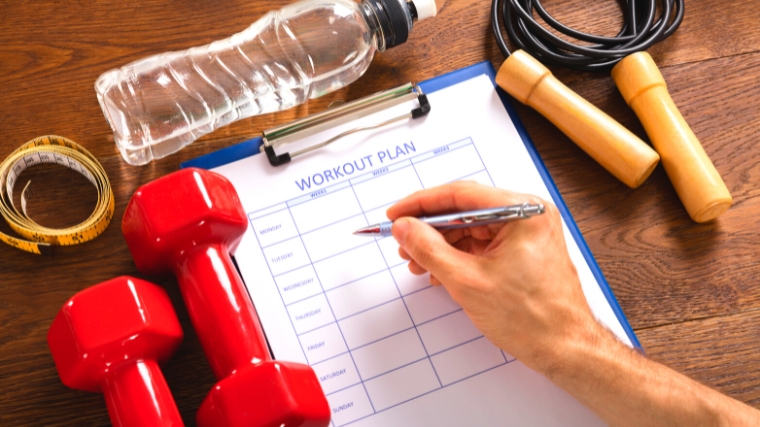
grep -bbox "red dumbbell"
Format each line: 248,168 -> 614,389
122,168 -> 330,427
48,276 -> 184,427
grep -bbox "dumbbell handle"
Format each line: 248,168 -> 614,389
612,52 -> 732,222
175,242 -> 271,379
101,359 -> 184,427
496,50 -> 661,189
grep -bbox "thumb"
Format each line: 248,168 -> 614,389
392,217 -> 472,284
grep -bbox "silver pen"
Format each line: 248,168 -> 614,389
353,203 -> 545,237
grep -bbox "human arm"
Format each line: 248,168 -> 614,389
387,181 -> 760,427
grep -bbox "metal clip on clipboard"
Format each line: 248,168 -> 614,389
261,83 -> 431,166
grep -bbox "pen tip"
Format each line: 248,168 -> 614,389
353,225 -> 379,235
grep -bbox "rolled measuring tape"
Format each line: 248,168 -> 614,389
0,135 -> 114,255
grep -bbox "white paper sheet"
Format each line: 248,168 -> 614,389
212,74 -> 630,426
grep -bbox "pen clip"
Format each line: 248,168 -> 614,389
461,203 -> 544,224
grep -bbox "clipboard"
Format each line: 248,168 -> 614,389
182,61 -> 641,351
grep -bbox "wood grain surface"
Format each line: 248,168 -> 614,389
1,0 -> 758,425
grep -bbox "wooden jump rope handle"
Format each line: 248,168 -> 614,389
612,52 -> 732,222
496,49 -> 660,189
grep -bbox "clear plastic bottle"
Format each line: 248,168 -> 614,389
95,0 -> 437,165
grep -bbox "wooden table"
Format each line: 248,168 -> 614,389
1,0 -> 758,425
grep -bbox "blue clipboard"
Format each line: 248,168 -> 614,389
182,61 -> 642,350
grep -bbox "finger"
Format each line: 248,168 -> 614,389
407,260 -> 428,275
430,275 -> 443,286
387,181 -> 530,220
452,237 -> 492,256
443,225 -> 499,245
398,246 -> 411,261
392,217 -> 477,284
451,237 -> 473,253
443,228 -> 468,245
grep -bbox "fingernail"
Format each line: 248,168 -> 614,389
392,218 -> 410,245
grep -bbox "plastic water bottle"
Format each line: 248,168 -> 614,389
95,0 -> 437,165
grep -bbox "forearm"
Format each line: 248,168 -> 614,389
540,317 -> 760,427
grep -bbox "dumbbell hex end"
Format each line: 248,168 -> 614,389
48,276 -> 183,391
122,168 -> 248,275
47,276 -> 185,427
197,361 -> 331,427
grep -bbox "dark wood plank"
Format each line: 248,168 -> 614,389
1,0 -> 759,425
637,309 -> 760,406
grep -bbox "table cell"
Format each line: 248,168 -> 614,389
378,237 -> 404,268
456,169 -> 495,187
289,186 -> 363,233
299,323 -> 348,365
409,138 -> 473,163
364,359 -> 441,412
326,384 -> 374,427
249,202 -> 288,219
314,243 -> 387,291
413,143 -> 486,189
289,180 -> 351,206
339,299 -> 413,349
249,207 -> 299,247
275,265 -> 322,305
417,310 -> 481,355
326,270 -> 400,320
312,353 -> 362,395
404,285 -> 461,325
351,329 -> 427,380
350,157 -> 412,185
262,237 -> 311,276
391,264 -> 430,295
363,203 -> 392,226
352,165 -> 423,211
430,337 -> 506,386
287,294 -> 335,334
301,214 -> 369,262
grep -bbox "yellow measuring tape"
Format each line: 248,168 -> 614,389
0,135 -> 114,255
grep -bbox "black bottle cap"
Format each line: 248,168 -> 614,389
367,0 -> 410,49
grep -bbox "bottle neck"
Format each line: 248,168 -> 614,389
360,0 -> 386,51
360,0 -> 415,52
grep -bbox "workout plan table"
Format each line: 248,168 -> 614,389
211,73 -> 630,427
247,138 -> 514,426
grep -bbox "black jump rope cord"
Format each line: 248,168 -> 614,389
491,0 -> 685,72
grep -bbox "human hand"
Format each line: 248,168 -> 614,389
387,181 -> 599,374
391,182 -> 760,427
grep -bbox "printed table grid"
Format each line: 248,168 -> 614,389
247,138 -> 517,426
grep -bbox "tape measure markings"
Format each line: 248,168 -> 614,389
0,135 -> 114,255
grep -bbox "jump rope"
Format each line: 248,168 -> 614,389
491,0 -> 731,222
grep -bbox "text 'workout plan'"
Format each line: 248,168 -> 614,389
213,73 -> 631,427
